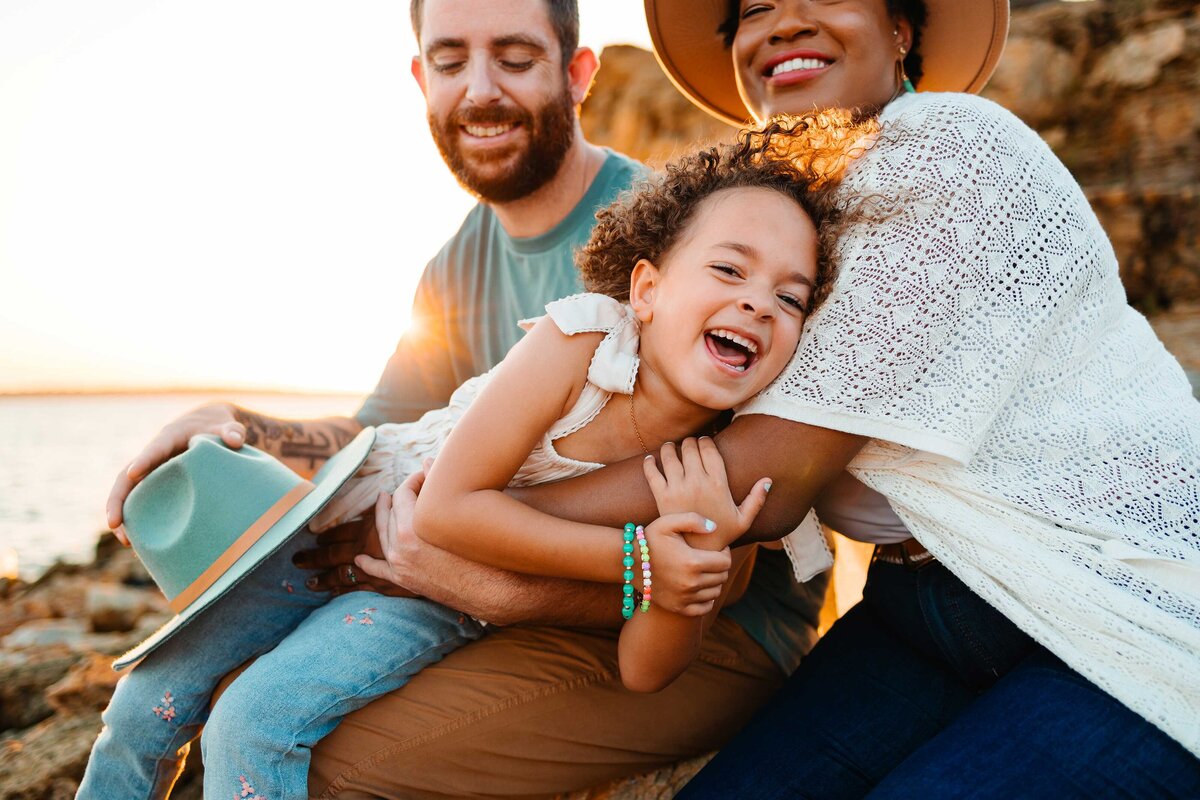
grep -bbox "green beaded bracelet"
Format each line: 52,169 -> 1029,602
621,523 -> 637,620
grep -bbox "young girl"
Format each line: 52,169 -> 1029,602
79,120 -> 852,799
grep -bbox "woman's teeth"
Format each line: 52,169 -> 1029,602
464,123 -> 516,138
770,57 -> 829,77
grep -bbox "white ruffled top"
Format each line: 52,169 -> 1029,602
312,293 -> 641,532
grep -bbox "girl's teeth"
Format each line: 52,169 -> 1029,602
709,328 -> 758,354
771,57 -> 828,77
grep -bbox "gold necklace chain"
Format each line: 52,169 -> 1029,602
628,389 -> 649,455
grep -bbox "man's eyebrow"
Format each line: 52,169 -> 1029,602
491,34 -> 548,52
425,38 -> 466,56
714,241 -> 815,288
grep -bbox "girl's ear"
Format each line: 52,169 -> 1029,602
628,258 -> 659,323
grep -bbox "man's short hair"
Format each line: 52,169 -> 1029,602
410,0 -> 580,68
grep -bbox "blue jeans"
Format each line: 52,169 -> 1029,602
77,533 -> 485,800
678,558 -> 1200,799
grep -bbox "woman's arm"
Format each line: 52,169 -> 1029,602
511,413 -> 867,542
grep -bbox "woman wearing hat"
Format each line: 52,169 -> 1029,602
581,0 -> 1200,796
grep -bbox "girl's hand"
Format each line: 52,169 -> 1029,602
642,512 -> 733,617
642,437 -> 771,548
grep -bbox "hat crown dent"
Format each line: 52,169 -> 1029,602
123,435 -> 305,601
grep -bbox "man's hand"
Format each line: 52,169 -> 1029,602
291,517 -> 418,598
642,437 -> 771,549
106,402 -> 244,541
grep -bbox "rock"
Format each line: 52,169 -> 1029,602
0,650 -> 79,732
2,619 -> 90,651
45,654 -> 124,717
985,35 -> 1079,128
0,711 -> 101,800
86,583 -> 161,633
1088,21 -> 1187,89
554,755 -> 713,799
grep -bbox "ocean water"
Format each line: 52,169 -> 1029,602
0,393 -> 359,580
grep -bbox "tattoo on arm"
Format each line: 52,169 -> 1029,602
233,410 -> 357,471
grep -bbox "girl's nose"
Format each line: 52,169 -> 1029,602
740,295 -> 774,319
768,2 -> 819,46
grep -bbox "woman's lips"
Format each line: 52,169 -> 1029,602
762,51 -> 834,89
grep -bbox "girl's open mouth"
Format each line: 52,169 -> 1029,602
705,329 -> 760,374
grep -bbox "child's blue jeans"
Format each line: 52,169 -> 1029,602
76,533 -> 486,800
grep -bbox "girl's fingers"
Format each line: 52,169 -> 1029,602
696,436 -> 727,483
374,491 -> 393,540
659,441 -> 685,484
736,477 -> 773,528
678,600 -> 717,618
679,438 -> 705,475
353,553 -> 390,581
642,454 -> 668,499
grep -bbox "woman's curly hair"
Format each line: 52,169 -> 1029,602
577,110 -> 877,311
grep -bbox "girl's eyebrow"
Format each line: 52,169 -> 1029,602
713,241 -> 816,288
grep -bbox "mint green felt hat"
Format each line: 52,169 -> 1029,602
113,427 -> 375,671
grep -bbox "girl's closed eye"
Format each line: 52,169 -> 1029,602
778,293 -> 807,313
710,263 -> 743,278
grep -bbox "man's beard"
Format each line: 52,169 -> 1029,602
429,89 -> 576,204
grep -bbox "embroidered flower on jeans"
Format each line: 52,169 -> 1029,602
281,580 -> 294,594
152,691 -> 176,722
344,607 -> 378,625
236,774 -> 267,799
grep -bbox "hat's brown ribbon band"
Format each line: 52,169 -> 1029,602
168,481 -> 316,613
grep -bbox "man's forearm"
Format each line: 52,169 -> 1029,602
231,407 -> 363,477
412,547 -> 620,627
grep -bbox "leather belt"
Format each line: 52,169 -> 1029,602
873,538 -> 935,570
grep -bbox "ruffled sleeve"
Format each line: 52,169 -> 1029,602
520,292 -> 640,395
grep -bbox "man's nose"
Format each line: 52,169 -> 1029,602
464,60 -> 503,106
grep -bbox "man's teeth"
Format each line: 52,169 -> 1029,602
710,329 -> 758,354
771,57 -> 829,77
464,123 -> 515,138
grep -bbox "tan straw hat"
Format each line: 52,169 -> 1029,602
645,0 -> 1010,126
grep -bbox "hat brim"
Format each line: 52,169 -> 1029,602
113,427 -> 376,671
645,0 -> 1010,126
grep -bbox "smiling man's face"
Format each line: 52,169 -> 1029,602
414,0 -> 577,202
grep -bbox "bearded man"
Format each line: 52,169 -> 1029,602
105,0 -> 825,795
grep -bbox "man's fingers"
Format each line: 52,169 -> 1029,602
105,466 -> 136,529
396,469 -> 426,500
220,422 -> 246,448
374,491 -> 393,543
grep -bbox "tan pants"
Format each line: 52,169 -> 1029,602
307,616 -> 783,799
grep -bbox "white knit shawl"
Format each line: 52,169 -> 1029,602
743,92 -> 1200,755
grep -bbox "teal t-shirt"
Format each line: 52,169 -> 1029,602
356,149 -> 822,674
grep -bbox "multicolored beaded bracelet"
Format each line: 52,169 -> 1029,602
635,525 -> 651,613
621,523 -> 637,620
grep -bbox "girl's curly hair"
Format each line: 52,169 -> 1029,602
577,110 -> 877,311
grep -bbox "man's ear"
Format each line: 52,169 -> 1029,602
566,46 -> 600,107
628,258 -> 660,323
411,55 -> 427,97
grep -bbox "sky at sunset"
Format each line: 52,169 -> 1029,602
0,0 -> 653,395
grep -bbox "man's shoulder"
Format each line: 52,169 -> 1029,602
423,202 -> 496,278
599,149 -> 652,190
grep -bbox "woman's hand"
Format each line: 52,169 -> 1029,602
641,512 -> 732,617
642,437 -> 771,549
